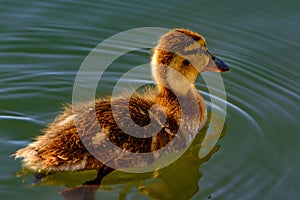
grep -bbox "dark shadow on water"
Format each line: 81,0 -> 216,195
18,124 -> 226,200
61,185 -> 98,200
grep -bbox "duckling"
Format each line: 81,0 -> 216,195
14,28 -> 229,183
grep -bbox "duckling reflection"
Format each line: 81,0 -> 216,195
137,125 -> 223,200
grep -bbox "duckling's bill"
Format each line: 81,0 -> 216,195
203,51 -> 229,72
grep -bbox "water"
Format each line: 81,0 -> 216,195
1,0 -> 299,199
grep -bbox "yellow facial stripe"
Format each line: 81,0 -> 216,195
184,43 -> 201,54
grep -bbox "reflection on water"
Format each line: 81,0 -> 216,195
18,124 -> 225,199
62,186 -> 98,200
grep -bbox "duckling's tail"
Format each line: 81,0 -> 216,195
14,144 -> 45,172
13,105 -> 103,173
13,135 -> 102,173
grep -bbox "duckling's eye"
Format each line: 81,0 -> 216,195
183,59 -> 190,66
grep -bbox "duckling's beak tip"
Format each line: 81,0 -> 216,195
217,65 -> 230,72
215,57 -> 230,72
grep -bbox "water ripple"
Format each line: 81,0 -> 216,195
0,137 -> 30,146
0,115 -> 32,121
0,111 -> 44,125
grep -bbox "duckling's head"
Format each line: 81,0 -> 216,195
151,28 -> 229,95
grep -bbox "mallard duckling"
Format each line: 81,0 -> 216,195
14,28 -> 229,183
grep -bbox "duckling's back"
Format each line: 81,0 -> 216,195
14,86 -> 205,172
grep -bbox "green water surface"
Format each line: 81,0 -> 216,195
0,0 -> 299,199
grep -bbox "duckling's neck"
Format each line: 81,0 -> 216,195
151,61 -> 197,97
157,84 -> 197,99
156,85 -> 199,109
